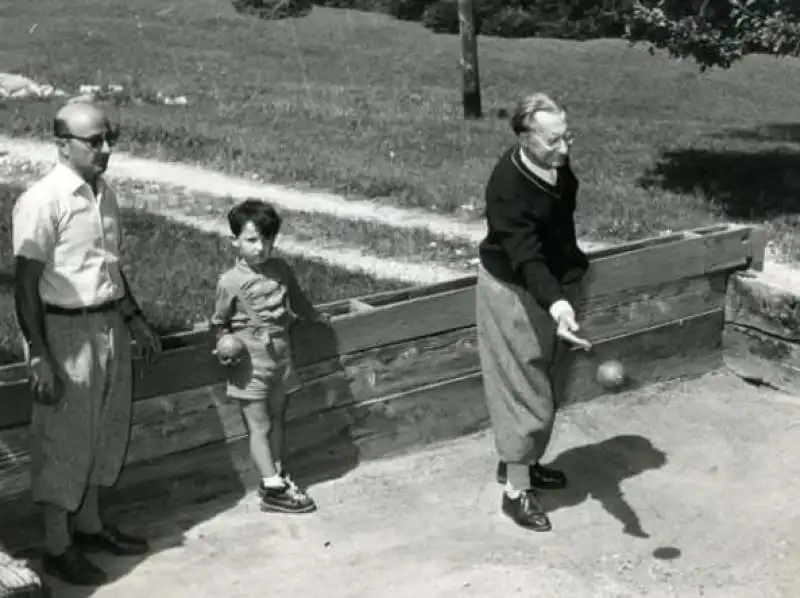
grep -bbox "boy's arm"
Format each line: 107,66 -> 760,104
210,275 -> 236,339
284,263 -> 327,323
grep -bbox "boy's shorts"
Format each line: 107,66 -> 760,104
225,329 -> 298,401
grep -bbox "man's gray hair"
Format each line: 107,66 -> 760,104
509,93 -> 564,135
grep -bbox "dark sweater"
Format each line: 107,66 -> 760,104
478,145 -> 589,311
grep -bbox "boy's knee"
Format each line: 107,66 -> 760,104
241,401 -> 271,432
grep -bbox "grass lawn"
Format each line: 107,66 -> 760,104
1,1 -> 800,251
0,183 -> 407,366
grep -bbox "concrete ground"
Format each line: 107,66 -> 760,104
46,370 -> 799,598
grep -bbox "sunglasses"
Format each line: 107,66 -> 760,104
58,130 -> 119,150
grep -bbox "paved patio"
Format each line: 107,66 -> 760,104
41,370 -> 799,598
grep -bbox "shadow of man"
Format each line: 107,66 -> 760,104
539,434 -> 668,539
283,308 -> 361,491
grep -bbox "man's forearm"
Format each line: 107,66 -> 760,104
14,266 -> 49,358
119,271 -> 144,320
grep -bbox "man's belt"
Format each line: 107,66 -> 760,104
43,299 -> 123,316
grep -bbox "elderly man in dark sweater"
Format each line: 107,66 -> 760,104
476,92 -> 593,532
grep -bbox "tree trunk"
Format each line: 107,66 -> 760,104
458,0 -> 482,119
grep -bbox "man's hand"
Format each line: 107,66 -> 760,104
128,314 -> 162,363
29,354 -> 63,405
549,300 -> 592,352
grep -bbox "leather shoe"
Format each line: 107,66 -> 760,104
496,461 -> 568,489
74,526 -> 149,556
42,545 -> 108,586
501,490 -> 552,532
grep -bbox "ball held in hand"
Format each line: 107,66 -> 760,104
215,333 -> 245,363
596,359 -> 627,390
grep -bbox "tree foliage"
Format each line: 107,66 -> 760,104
624,0 -> 800,70
232,0 -> 313,20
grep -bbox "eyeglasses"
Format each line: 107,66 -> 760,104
58,131 -> 119,150
539,131 -> 574,147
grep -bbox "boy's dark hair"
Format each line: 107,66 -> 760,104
227,198 -> 282,238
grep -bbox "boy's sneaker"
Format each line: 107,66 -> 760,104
259,476 -> 317,514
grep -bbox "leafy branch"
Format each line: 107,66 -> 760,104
623,0 -> 800,70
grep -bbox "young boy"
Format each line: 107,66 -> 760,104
210,198 -> 329,513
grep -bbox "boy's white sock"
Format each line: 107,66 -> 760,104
504,482 -> 521,499
262,475 -> 285,489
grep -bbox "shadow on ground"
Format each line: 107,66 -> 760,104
284,316 -> 361,490
3,408 -> 250,598
639,123 -> 800,221
540,434 -> 668,540
713,123 -> 800,145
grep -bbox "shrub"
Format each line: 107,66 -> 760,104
388,0 -> 438,22
421,0 -> 461,34
414,0 -> 637,40
313,0 -> 391,10
481,6 -> 539,38
231,0 -> 314,20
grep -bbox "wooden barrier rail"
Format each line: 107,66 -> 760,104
0,223 -> 765,553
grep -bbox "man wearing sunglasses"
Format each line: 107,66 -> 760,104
12,100 -> 161,586
476,93 -> 592,532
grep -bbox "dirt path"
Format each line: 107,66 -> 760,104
41,371 -> 800,598
0,136 -> 490,243
154,208 -> 475,284
0,135 -> 614,284
5,135 -> 800,288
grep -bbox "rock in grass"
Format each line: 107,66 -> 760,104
0,551 -> 47,597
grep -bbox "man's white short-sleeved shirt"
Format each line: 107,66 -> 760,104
12,162 -> 126,308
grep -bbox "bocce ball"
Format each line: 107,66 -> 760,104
215,333 -> 245,363
596,359 -> 627,390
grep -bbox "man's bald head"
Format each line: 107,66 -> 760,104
53,100 -> 117,186
53,100 -> 112,140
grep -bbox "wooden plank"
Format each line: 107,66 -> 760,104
587,232 -> 691,260
349,299 -> 375,312
0,327 -> 481,499
722,324 -> 800,393
562,309 -> 724,406
0,268 -> 725,493
0,268 -> 733,432
0,426 -> 30,501
0,284 -> 480,426
578,272 -> 727,343
748,227 -> 768,272
317,226 -> 751,364
0,265 -> 726,443
0,389 -> 29,432
725,271 -> 800,341
580,225 -> 752,298
0,226 -> 756,430
353,274 -> 475,308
